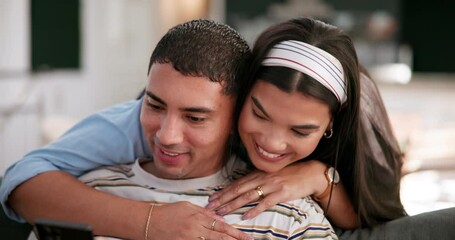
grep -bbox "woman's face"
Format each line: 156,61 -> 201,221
238,80 -> 332,173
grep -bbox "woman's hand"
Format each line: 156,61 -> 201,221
149,201 -> 254,240
206,160 -> 327,220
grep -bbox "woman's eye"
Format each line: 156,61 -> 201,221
292,129 -> 309,137
187,116 -> 205,123
252,109 -> 266,120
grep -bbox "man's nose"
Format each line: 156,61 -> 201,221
156,115 -> 184,146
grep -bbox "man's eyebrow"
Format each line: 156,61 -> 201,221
146,91 -> 213,113
146,91 -> 166,105
251,96 -> 270,118
251,96 -> 320,130
181,106 -> 213,113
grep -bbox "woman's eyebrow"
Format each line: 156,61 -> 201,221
292,124 -> 320,130
251,96 -> 270,118
252,96 -> 320,130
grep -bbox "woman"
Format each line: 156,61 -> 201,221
207,17 -> 406,228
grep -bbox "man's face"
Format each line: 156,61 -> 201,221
140,63 -> 235,179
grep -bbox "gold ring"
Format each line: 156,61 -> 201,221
198,237 -> 206,240
256,186 -> 265,200
210,219 -> 217,231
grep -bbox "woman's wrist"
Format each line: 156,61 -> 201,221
144,204 -> 155,240
312,165 -> 340,201
304,160 -> 331,196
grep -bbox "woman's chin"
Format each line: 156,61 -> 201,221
252,159 -> 285,173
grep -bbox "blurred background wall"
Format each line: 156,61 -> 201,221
0,0 -> 223,172
1,0 -> 454,215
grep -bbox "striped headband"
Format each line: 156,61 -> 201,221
261,40 -> 347,104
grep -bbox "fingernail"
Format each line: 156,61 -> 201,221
209,193 -> 218,201
216,207 -> 227,215
206,202 -> 216,209
242,213 -> 251,220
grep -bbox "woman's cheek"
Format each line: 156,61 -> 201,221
239,111 -> 257,134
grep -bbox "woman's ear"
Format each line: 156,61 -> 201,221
324,121 -> 334,139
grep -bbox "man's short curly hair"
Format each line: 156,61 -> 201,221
148,19 -> 251,96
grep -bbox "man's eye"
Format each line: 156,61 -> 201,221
187,116 -> 205,123
146,100 -> 163,111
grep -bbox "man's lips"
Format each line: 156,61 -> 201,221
161,148 -> 180,156
154,145 -> 187,165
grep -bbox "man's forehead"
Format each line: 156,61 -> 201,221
148,62 -> 229,93
148,63 -> 221,88
145,90 -> 216,113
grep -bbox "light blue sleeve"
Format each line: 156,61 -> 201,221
0,98 -> 151,222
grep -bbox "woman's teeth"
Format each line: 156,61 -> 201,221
258,146 -> 281,158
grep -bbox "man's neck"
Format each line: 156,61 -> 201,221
139,160 -> 224,180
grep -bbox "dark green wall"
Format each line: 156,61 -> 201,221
31,0 -> 80,72
400,0 -> 455,72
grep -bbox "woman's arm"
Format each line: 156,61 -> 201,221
10,171 -> 252,240
207,160 -> 360,229
315,180 -> 360,229
0,100 -> 145,221
9,171 -> 149,239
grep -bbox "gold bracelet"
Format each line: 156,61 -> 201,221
145,204 -> 155,240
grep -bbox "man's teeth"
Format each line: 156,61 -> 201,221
258,146 -> 281,158
162,150 -> 178,156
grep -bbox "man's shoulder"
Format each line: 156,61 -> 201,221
227,197 -> 336,239
224,156 -> 251,182
93,99 -> 142,122
79,163 -> 135,187
98,99 -> 141,114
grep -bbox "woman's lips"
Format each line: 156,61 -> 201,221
254,142 -> 286,162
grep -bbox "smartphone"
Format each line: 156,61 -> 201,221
33,218 -> 93,240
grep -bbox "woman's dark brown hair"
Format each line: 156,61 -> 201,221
234,17 -> 406,226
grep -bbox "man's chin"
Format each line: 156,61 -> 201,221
155,167 -> 186,179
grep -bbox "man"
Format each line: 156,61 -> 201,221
1,19 -> 253,240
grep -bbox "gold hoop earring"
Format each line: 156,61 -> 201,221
324,128 -> 333,139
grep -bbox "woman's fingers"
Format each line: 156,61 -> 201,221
242,192 -> 281,220
207,173 -> 266,209
156,202 -> 253,240
212,185 -> 268,215
187,202 -> 253,240
203,218 -> 254,240
202,207 -> 226,221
